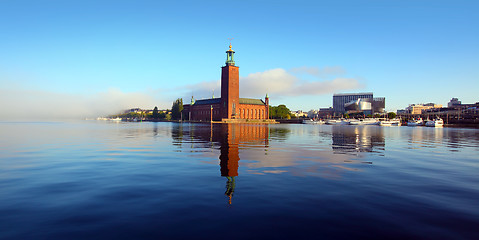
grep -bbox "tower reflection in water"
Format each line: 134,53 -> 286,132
172,123 -> 269,204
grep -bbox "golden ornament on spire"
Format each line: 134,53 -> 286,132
227,37 -> 234,51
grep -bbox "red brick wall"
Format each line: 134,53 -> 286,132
221,66 -> 239,119
185,103 -> 221,121
237,104 -> 269,119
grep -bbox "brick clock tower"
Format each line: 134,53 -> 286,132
221,44 -> 240,119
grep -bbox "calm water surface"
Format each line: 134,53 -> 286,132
0,121 -> 478,239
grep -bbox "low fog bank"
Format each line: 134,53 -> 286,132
0,88 -> 169,121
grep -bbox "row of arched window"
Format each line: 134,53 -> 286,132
238,108 -> 265,119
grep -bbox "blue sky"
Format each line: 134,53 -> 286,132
1,0 -> 478,119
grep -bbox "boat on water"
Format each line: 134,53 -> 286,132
303,119 -> 325,124
425,118 -> 444,127
349,118 -> 379,125
109,117 -> 122,121
325,119 -> 350,125
408,118 -> 424,126
380,119 -> 402,126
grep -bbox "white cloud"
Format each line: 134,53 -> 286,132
181,67 -> 363,99
290,66 -> 346,78
240,68 -> 362,97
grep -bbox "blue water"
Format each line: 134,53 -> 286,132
0,121 -> 478,239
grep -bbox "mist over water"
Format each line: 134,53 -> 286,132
0,88 -> 168,121
0,121 -> 478,239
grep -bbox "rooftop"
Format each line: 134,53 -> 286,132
191,98 -> 221,105
239,98 -> 265,105
333,92 -> 374,96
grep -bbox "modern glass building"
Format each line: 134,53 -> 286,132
333,93 -> 373,113
333,93 -> 385,115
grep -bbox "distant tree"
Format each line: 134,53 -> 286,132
269,106 -> 277,119
366,114 -> 373,118
152,106 -> 160,119
159,111 -> 166,119
126,112 -> 141,118
276,104 -> 290,119
269,105 -> 293,119
344,113 -> 350,119
388,112 -> 397,119
171,98 -> 183,120
374,114 -> 381,118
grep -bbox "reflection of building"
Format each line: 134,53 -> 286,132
182,45 -> 269,121
218,124 -> 269,204
333,92 -> 385,115
171,123 -> 269,204
331,126 -> 385,154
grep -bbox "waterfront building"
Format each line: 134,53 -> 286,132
406,103 -> 442,115
448,98 -> 462,107
307,109 -> 319,118
182,45 -> 269,121
333,92 -> 385,115
344,98 -> 372,113
291,110 -> 308,118
318,107 -> 335,118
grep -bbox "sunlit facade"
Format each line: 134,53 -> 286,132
182,45 -> 269,121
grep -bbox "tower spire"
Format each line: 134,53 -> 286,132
225,39 -> 235,66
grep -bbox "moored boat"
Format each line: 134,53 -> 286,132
303,119 -> 325,124
380,119 -> 402,126
408,118 -> 424,126
349,118 -> 379,125
425,118 -> 444,127
326,119 -> 349,125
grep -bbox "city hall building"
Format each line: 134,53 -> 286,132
182,45 -> 269,121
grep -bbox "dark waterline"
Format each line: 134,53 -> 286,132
0,121 -> 478,239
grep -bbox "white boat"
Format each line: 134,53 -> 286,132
408,118 -> 424,126
349,118 -> 379,125
303,119 -> 325,124
326,119 -> 350,125
109,117 -> 122,121
425,118 -> 444,127
380,119 -> 402,126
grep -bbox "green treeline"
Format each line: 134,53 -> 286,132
171,98 -> 183,120
269,104 -> 296,119
108,98 -> 184,121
